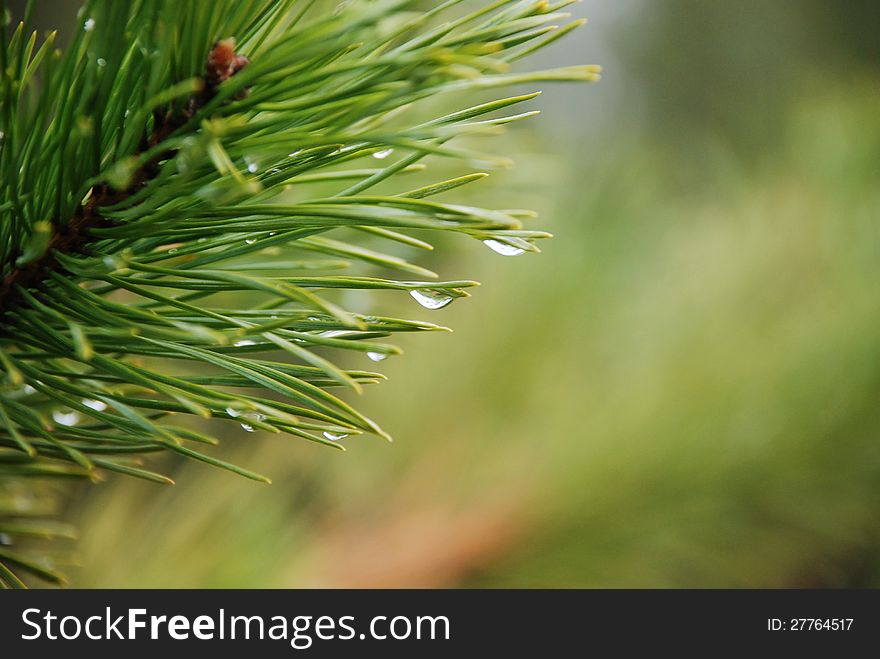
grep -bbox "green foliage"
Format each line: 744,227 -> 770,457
0,0 -> 595,586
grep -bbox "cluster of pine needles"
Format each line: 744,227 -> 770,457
0,0 -> 597,586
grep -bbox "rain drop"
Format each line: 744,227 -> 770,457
239,412 -> 265,432
96,57 -> 107,67
167,247 -> 179,255
82,399 -> 107,412
52,410 -> 80,426
322,431 -> 349,441
235,339 -> 257,347
0,533 -> 11,546
84,17 -> 95,31
367,352 -> 387,362
320,330 -> 352,338
410,289 -> 454,310
483,239 -> 525,257
373,148 -> 394,160
226,407 -> 241,418
245,238 -> 257,245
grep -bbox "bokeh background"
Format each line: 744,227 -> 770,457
20,1 -> 880,587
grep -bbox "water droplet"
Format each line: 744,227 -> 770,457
226,407 -> 241,418
367,352 -> 387,362
0,533 -> 11,546
320,330 -> 353,338
373,148 -> 394,160
410,289 -> 454,310
322,431 -> 349,441
96,57 -> 106,67
82,399 -> 107,412
235,339 -> 257,347
52,410 -> 80,426
167,247 -> 178,255
22,384 -> 36,395
483,239 -> 525,257
239,412 -> 265,433
247,162 -> 259,173
84,17 -> 95,31
245,238 -> 257,245
288,149 -> 303,157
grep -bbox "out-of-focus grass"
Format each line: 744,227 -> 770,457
66,81 -> 880,587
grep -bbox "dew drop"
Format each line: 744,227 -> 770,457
410,289 -> 454,310
235,339 -> 257,347
373,148 -> 394,160
52,410 -> 80,426
322,431 -> 349,441
483,239 -> 525,257
82,399 -> 107,412
239,412 -> 265,432
23,384 -> 36,395
226,407 -> 241,418
167,247 -> 179,255
245,238 -> 257,245
96,57 -> 107,67
84,17 -> 95,31
320,330 -> 353,338
367,352 -> 387,362
0,533 -> 11,546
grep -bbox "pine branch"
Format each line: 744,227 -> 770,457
0,37 -> 248,317
0,0 -> 598,586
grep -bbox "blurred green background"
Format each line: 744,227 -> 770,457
27,1 -> 880,587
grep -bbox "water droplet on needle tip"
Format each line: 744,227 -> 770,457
410,289 -> 454,310
483,239 -> 525,257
